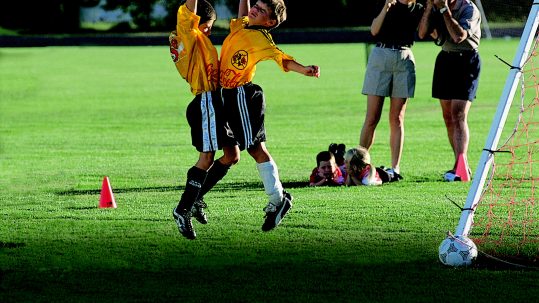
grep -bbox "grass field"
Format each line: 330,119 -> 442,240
2,39 -> 539,302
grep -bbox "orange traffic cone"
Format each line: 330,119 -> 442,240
455,153 -> 471,182
99,176 -> 117,208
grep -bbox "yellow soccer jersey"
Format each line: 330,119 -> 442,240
169,4 -> 219,95
219,17 -> 294,88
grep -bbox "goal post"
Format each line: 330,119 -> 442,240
473,0 -> 492,39
449,0 -> 539,242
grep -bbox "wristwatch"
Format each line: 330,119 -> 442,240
439,6 -> 449,14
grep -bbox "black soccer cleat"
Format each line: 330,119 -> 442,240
262,191 -> 293,232
173,208 -> 196,240
191,199 -> 208,224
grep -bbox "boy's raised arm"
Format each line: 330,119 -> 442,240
186,0 -> 197,13
283,60 -> 320,78
238,0 -> 250,18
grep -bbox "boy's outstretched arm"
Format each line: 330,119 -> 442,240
186,0 -> 197,13
239,0 -> 250,18
283,60 -> 320,78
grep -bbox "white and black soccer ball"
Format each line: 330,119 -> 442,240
438,235 -> 478,267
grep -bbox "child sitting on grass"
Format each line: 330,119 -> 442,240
309,151 -> 345,186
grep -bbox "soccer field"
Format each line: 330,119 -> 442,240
1,40 -> 539,302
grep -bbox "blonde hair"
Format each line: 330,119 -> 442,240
344,146 -> 380,186
344,146 -> 371,172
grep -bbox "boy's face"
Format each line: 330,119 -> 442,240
318,160 -> 336,177
248,1 -> 276,28
199,19 -> 215,36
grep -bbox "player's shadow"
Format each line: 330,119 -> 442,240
56,180 -> 310,196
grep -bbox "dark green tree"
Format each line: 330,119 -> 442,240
103,0 -> 159,31
221,0 -> 377,28
0,0 -> 85,33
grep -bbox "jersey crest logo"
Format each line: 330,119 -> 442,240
231,50 -> 248,70
169,34 -> 184,63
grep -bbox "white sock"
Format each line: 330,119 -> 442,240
256,160 -> 284,206
392,166 -> 400,174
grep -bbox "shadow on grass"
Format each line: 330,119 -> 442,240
474,253 -> 539,271
54,176 -> 450,197
0,242 -> 25,249
3,256 -> 539,302
55,181 -> 310,196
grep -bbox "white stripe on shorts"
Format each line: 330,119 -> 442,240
201,92 -> 218,152
236,87 -> 253,148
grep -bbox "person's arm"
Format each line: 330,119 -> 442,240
434,0 -> 468,43
418,0 -> 434,39
282,60 -> 320,78
370,0 -> 395,36
239,0 -> 250,18
345,167 -> 361,186
309,169 -> 327,186
186,0 -> 197,14
310,178 -> 327,186
362,165 -> 382,186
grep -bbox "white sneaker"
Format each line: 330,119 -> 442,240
444,171 -> 462,182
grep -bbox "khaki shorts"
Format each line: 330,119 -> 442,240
362,46 -> 416,98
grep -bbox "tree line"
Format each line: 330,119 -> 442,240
0,0 -> 531,34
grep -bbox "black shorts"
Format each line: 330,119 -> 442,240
186,91 -> 235,152
221,83 -> 266,151
432,50 -> 481,101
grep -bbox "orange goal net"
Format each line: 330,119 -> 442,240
449,1 -> 539,266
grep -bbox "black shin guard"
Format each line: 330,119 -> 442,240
176,166 -> 207,212
198,160 -> 230,199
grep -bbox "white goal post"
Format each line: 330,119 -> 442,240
453,0 -> 539,238
473,0 -> 492,39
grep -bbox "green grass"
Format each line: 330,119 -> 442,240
1,40 -> 539,302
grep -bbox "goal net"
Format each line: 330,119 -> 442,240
450,1 -> 539,265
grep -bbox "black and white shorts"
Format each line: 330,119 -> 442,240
432,50 -> 481,101
221,83 -> 266,151
186,91 -> 235,153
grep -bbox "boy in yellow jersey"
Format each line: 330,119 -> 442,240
220,0 -> 320,231
169,0 -> 240,240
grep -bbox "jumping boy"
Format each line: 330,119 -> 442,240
169,0 -> 240,240
220,0 -> 320,231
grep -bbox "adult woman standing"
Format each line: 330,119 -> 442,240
360,0 -> 424,179
418,0 -> 481,181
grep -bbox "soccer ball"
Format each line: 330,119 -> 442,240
438,235 -> 478,267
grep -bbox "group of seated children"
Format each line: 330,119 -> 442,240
309,143 -> 402,187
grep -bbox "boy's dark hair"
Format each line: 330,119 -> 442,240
259,0 -> 287,29
316,151 -> 334,167
197,0 -> 217,24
